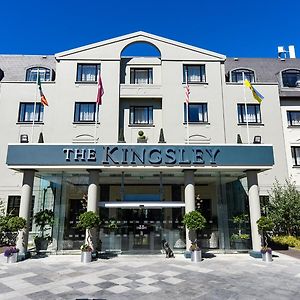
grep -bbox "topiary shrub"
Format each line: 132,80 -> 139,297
182,211 -> 206,231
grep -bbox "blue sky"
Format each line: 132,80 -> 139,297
2,0 -> 300,58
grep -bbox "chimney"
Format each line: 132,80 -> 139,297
288,45 -> 296,58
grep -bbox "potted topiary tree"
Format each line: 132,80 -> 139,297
182,211 -> 206,262
257,216 -> 274,262
230,213 -> 250,250
33,209 -> 54,253
137,130 -> 147,143
77,211 -> 101,263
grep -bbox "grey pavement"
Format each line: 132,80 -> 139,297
0,252 -> 300,300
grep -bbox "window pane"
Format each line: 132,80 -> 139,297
237,104 -> 261,123
19,103 -> 44,122
130,106 -> 153,124
77,64 -> 99,81
184,65 -> 205,83
292,147 -> 300,165
130,68 -> 153,84
74,102 -> 96,122
231,70 -> 255,83
288,111 -> 300,126
26,67 -> 51,82
282,70 -> 300,87
184,103 -> 208,122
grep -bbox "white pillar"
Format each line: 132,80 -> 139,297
87,170 -> 99,212
87,170 -> 99,250
184,170 -> 195,250
17,170 -> 35,255
247,170 -> 261,251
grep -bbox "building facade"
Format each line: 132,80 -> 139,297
0,32 -> 299,255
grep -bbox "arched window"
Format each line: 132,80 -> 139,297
231,69 -> 255,83
282,69 -> 300,87
26,67 -> 52,82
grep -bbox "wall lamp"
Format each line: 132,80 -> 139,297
20,134 -> 29,143
253,135 -> 262,144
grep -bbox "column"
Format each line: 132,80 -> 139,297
184,170 -> 195,250
247,170 -> 261,251
87,170 -> 100,250
17,169 -> 35,255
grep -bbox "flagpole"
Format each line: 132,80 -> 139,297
94,103 -> 98,144
31,70 -> 39,143
185,70 -> 189,144
242,73 -> 250,144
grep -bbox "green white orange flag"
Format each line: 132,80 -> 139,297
37,76 -> 49,106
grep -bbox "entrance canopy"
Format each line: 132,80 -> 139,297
6,143 -> 274,173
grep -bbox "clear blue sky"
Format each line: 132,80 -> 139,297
2,0 -> 300,58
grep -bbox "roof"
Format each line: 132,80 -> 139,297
0,55 -> 56,81
225,58 -> 300,82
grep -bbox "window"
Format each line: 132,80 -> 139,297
7,196 -> 35,230
282,69 -> 300,87
18,103 -> 44,123
287,111 -> 300,126
74,102 -> 99,123
184,103 -> 208,123
237,104 -> 261,123
130,106 -> 153,124
76,64 -> 100,82
291,147 -> 300,166
231,69 -> 255,83
130,68 -> 153,84
183,65 -> 206,83
26,67 -> 51,82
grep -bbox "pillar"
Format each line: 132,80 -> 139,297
184,170 -> 195,250
247,170 -> 261,251
87,170 -> 99,250
17,169 -> 35,255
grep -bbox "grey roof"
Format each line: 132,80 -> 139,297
225,58 -> 300,83
0,55 -> 56,81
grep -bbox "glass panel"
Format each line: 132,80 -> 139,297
26,68 -> 50,82
282,70 -> 300,87
75,103 -> 96,122
77,64 -> 98,81
232,70 -> 255,83
131,107 -> 152,124
288,111 -> 300,125
186,104 -> 207,122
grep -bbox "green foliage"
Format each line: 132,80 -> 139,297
0,215 -> 11,232
182,211 -> 206,231
34,209 -> 54,231
107,218 -> 118,231
77,211 -> 101,230
272,235 -> 300,249
7,216 -> 26,232
232,213 -> 249,225
257,216 -> 274,233
267,178 -> 300,236
230,233 -> 250,240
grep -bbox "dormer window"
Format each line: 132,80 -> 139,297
231,69 -> 255,83
282,69 -> 300,87
26,67 -> 51,82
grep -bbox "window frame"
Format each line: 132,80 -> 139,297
230,69 -> 255,83
130,68 -> 153,84
287,111 -> 300,126
291,146 -> 300,166
74,102 -> 99,123
184,103 -> 208,123
183,65 -> 206,83
18,102 -> 44,123
25,67 -> 51,82
237,103 -> 262,124
129,106 -> 154,125
281,69 -> 300,87
76,64 -> 100,82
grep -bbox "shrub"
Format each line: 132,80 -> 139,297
271,235 -> 300,249
182,211 -> 206,231
7,216 -> 26,232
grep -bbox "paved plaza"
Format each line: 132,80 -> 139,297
0,252 -> 299,299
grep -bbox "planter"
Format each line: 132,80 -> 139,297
191,250 -> 202,262
262,252 -> 272,262
35,238 -> 49,253
7,253 -> 18,263
232,239 -> 250,250
81,251 -> 92,263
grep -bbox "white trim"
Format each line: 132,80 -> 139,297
99,201 -> 185,208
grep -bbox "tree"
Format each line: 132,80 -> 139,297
267,178 -> 300,236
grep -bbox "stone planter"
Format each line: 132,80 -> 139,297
191,250 -> 202,262
262,252 -> 272,262
81,251 -> 92,263
7,253 -> 18,263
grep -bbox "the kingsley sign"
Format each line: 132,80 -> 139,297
63,146 -> 220,165
6,144 -> 274,168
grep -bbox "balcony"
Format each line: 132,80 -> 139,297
120,84 -> 162,98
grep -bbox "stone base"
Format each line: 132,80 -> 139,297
249,250 -> 262,258
184,251 -> 191,259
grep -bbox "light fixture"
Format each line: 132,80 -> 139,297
20,134 -> 29,143
253,135 -> 262,144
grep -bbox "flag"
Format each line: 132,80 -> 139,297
244,79 -> 264,103
185,82 -> 190,103
96,72 -> 104,105
37,76 -> 49,106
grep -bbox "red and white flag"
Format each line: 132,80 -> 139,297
96,72 -> 104,105
185,82 -> 190,103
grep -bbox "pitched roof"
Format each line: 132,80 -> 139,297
0,55 -> 56,81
